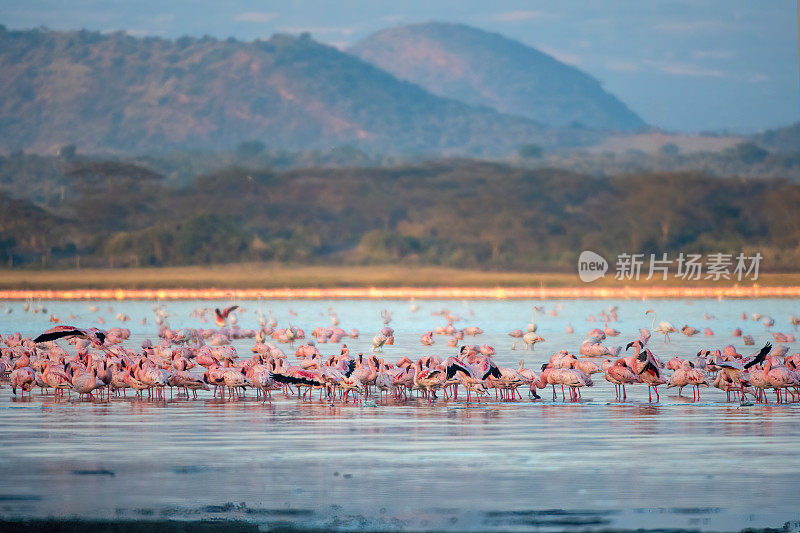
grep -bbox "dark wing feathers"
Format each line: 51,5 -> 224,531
446,361 -> 471,380
482,364 -> 502,380
34,326 -> 95,343
34,329 -> 82,343
215,305 -> 239,322
269,372 -> 319,387
744,342 -> 772,369
638,360 -> 659,375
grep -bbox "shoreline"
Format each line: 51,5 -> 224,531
0,265 -> 798,299
1,285 -> 799,300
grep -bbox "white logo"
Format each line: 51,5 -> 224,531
578,250 -> 608,282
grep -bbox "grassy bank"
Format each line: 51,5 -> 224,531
0,264 -> 797,290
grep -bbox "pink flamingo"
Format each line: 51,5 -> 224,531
420,331 -> 434,346
763,356 -> 797,403
604,359 -> 639,400
635,349 -> 666,402
10,366 -> 35,395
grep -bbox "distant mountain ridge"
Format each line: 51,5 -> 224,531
349,22 -> 646,131
0,26 -> 606,155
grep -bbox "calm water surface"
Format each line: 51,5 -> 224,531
0,298 -> 798,531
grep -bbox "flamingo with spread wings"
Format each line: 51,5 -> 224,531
214,306 -> 239,327
34,325 -> 107,347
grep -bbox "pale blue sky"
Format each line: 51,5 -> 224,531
1,0 -> 797,132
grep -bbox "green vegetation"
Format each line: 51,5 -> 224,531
0,156 -> 799,272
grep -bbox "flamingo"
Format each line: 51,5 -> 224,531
645,310 -> 675,343
548,367 -> 588,402
515,360 -> 540,399
684,363 -> 710,399
371,334 -> 387,352
10,366 -> 35,395
604,358 -> 639,400
444,355 -> 491,402
168,371 -> 210,398
746,366 -> 772,403
34,326 -> 108,350
772,332 -> 795,343
666,362 -> 690,396
634,349 -> 666,402
581,338 -> 620,357
42,361 -> 72,395
375,360 -> 392,400
712,346 -> 769,403
521,332 -> 544,350
412,360 -> 442,402
72,368 -> 105,398
763,356 -> 797,403
588,328 -> 606,340
681,325 -> 700,336
214,306 -> 239,327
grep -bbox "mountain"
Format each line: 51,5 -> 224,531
349,22 -> 646,132
0,27 -> 601,155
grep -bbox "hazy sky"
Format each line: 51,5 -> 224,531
2,0 -> 797,132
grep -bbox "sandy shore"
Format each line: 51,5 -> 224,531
0,264 -> 798,298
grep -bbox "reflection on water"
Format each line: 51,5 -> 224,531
1,393 -> 798,531
0,298 -> 799,531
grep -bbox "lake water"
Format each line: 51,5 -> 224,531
0,298 -> 798,532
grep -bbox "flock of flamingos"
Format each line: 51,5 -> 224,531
2,301 -> 800,405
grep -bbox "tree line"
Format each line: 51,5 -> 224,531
0,157 -> 798,272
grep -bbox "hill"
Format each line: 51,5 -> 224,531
0,26 -> 601,156
2,157 -> 799,272
753,122 -> 800,152
349,22 -> 646,132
